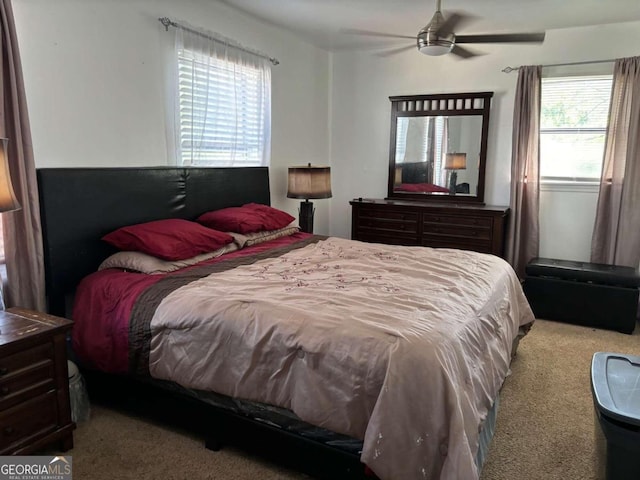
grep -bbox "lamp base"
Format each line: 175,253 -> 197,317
299,200 -> 315,234
448,171 -> 458,195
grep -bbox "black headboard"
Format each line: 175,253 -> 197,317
37,167 -> 271,317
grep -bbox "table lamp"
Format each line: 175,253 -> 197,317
287,164 -> 331,234
0,138 -> 20,213
0,138 -> 21,310
444,153 -> 467,194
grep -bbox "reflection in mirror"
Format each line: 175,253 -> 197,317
387,92 -> 493,204
393,115 -> 483,196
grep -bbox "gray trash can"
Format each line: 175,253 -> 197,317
68,361 -> 91,423
591,352 -> 640,480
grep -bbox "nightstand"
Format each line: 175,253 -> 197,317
0,307 -> 74,454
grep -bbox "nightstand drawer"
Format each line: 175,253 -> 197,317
0,391 -> 58,451
0,361 -> 55,411
0,309 -> 74,454
0,344 -> 53,377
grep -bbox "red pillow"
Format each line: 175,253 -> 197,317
197,203 -> 295,234
102,218 -> 234,261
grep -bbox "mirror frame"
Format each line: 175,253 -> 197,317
387,91 -> 493,204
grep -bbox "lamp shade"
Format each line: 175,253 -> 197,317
287,165 -> 332,199
444,153 -> 467,170
0,138 -> 20,213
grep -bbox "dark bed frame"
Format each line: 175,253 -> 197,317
37,167 -> 370,479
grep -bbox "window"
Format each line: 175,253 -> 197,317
177,47 -> 271,167
540,75 -> 613,182
395,116 -> 446,181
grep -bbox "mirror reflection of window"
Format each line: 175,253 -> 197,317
395,116 -> 482,194
434,117 -> 447,186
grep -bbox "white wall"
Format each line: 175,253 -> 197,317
329,21 -> 640,261
12,4 -> 640,251
13,0 -> 332,234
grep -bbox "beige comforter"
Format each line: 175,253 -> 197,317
147,237 -> 534,480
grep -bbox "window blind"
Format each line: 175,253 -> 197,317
540,75 -> 612,181
178,48 -> 270,166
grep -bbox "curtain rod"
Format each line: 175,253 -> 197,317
502,58 -> 615,73
158,17 -> 280,66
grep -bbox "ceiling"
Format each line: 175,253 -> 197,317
218,0 -> 640,51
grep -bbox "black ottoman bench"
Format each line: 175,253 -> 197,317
523,257 -> 640,334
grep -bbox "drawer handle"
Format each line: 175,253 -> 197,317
0,387 -> 8,395
0,367 -> 7,376
3,427 -> 14,436
400,225 -> 405,230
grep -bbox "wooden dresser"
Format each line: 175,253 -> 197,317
0,307 -> 74,454
350,198 -> 510,257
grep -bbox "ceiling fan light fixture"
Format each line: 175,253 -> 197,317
417,31 -> 454,56
418,40 -> 453,56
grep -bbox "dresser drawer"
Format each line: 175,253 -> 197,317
0,361 -> 55,411
423,214 -> 493,228
359,209 -> 418,222
423,222 -> 491,240
356,206 -> 419,238
351,200 -> 509,257
422,237 -> 492,254
0,344 -> 53,377
357,232 -> 420,246
357,217 -> 418,234
0,391 -> 58,452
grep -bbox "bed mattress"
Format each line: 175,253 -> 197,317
73,233 -> 534,480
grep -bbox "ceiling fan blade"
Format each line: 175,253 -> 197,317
376,44 -> 416,57
340,28 -> 415,40
450,45 -> 480,59
455,33 -> 546,44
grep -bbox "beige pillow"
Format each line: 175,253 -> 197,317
230,225 -> 300,249
99,243 -> 239,274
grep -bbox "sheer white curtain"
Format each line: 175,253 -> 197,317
172,25 -> 271,167
435,118 -> 448,186
591,56 -> 640,267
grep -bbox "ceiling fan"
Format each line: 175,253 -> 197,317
343,0 -> 545,59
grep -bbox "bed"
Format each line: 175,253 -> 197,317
394,182 -> 450,193
37,166 -> 534,480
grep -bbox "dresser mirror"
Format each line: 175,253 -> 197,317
387,92 -> 493,204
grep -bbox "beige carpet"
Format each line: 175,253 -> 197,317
60,320 -> 640,479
